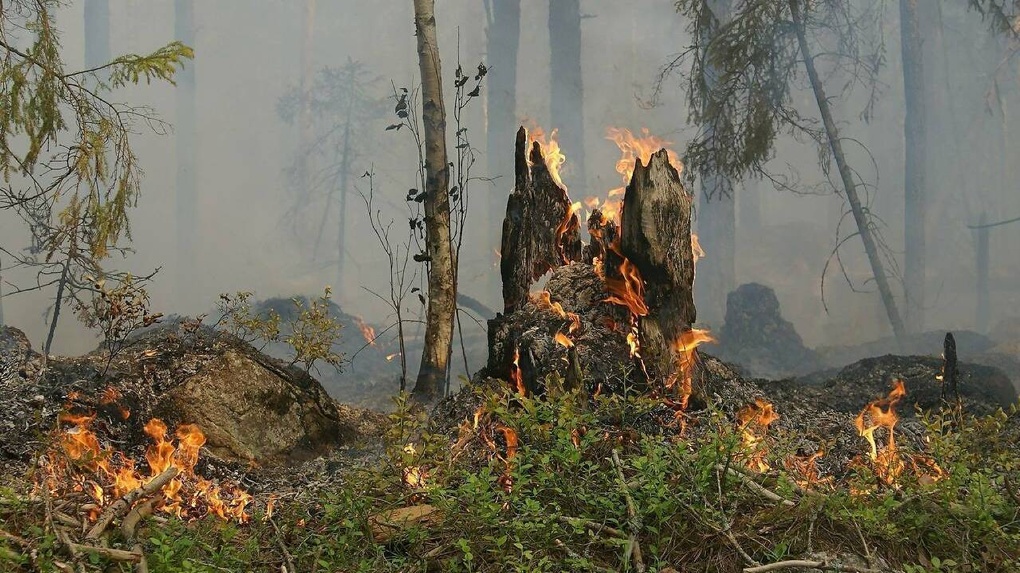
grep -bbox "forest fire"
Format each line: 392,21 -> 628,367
853,380 -> 944,486
669,328 -> 715,408
42,406 -> 252,524
736,398 -> 779,472
603,246 -> 649,317
526,125 -> 567,188
354,316 -> 377,346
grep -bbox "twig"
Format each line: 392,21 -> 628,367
86,467 -> 178,540
0,529 -> 32,547
132,543 -> 149,573
744,559 -> 887,573
611,449 -> 646,573
557,515 -> 627,539
724,527 -> 759,568
269,517 -> 296,573
63,540 -> 142,563
716,464 -> 796,507
121,499 -> 155,541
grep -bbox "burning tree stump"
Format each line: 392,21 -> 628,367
619,150 -> 697,387
488,127 -> 703,400
500,126 -> 581,315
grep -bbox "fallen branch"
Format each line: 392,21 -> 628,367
717,464 -> 795,507
121,499 -> 155,541
269,516 -> 296,573
86,467 -> 178,541
557,515 -> 627,539
611,449 -> 646,573
744,559 -> 887,573
64,540 -> 142,563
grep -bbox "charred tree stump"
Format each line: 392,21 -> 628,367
941,332 -> 959,402
500,127 -> 581,314
619,150 -> 697,387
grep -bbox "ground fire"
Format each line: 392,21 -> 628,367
41,395 -> 252,525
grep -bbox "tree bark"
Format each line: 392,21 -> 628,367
175,0 -> 197,304
412,0 -> 456,403
485,0 -> 520,301
548,0 -> 585,187
620,150 -> 697,382
900,0 -> 927,333
500,127 -> 580,315
789,0 -> 907,346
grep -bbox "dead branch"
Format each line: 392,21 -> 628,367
556,515 -> 627,540
86,466 -> 179,541
269,516 -> 296,573
611,449 -> 646,573
121,499 -> 155,541
717,464 -> 795,507
744,559 -> 887,573
64,540 -> 142,563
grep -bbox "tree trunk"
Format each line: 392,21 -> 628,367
174,0 -> 197,304
900,0 -> 927,333
411,0 -> 457,403
499,127 -> 581,315
789,0 -> 907,346
620,150 -> 697,384
548,0 -> 585,187
485,0 -> 521,303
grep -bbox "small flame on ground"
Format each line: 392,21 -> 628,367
533,290 -> 581,334
45,408 -> 252,523
554,332 -> 574,348
736,399 -> 779,472
668,328 -> 716,409
510,347 -> 526,396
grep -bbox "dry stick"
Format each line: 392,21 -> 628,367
269,517 -> 296,573
86,467 -> 178,541
744,559 -> 887,573
556,515 -> 627,540
121,499 -> 155,541
611,450 -> 646,573
63,541 -> 142,563
716,464 -> 795,507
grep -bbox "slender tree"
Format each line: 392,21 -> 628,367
900,0 -> 926,333
411,0 -> 456,402
175,0 -> 197,303
548,0 -> 585,185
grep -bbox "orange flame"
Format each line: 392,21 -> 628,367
354,316 -> 376,346
736,399 -> 779,472
526,125 -> 567,189
46,408 -> 251,523
510,347 -> 526,396
533,291 -> 581,334
554,332 -> 574,348
854,379 -> 908,485
669,328 -> 716,409
604,248 -> 649,317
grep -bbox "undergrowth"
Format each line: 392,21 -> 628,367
1,380 -> 1019,572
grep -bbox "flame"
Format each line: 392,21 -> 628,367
554,331 -> 574,348
510,347 -> 526,396
354,316 -> 376,346
692,233 -> 705,266
736,399 -> 779,472
626,328 -> 641,358
533,291 -> 581,334
385,352 -> 400,362
668,328 -> 716,409
853,379 -> 910,485
603,247 -> 649,317
526,125 -> 567,189
44,406 -> 251,523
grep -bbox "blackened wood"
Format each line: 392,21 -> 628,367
619,149 -> 697,383
942,332 -> 958,402
499,126 -> 580,314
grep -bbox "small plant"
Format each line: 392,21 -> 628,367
214,291 -> 281,347
284,286 -> 344,373
75,273 -> 163,371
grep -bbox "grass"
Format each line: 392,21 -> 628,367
2,378 -> 1019,572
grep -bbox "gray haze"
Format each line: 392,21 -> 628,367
2,1 -> 1018,390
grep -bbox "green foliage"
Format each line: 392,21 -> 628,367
3,383 -> 1019,571
213,288 -> 344,373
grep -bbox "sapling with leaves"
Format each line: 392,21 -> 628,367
74,273 -> 163,374
0,1 -> 193,353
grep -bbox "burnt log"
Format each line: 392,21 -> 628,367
619,150 -> 697,385
500,126 -> 581,315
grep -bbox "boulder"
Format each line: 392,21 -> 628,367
0,326 -> 43,386
714,283 -> 824,378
